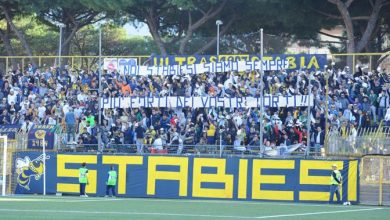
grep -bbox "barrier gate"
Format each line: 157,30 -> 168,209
360,156 -> 390,206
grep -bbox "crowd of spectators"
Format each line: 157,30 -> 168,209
1,62 -> 390,154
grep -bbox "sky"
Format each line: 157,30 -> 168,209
124,22 -> 151,36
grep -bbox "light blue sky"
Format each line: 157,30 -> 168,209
124,22 -> 151,36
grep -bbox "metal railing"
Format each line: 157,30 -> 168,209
56,143 -> 307,158
327,125 -> 390,157
4,126 -> 389,158
329,52 -> 390,73
0,55 -> 151,73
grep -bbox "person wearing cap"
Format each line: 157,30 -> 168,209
329,164 -> 342,204
105,165 -> 117,197
79,162 -> 89,197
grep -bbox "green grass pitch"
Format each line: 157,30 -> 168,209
0,196 -> 389,220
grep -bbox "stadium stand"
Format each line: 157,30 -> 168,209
0,63 -> 389,155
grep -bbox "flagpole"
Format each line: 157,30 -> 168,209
259,28 -> 264,156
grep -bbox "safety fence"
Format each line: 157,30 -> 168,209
3,125 -> 390,158
327,126 -> 390,157
59,143 -> 309,158
4,134 -> 309,158
328,53 -> 390,73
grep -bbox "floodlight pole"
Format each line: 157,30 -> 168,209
42,136 -> 46,196
1,136 -> 7,196
98,26 -> 103,152
58,25 -> 63,68
219,129 -> 223,157
324,62 -> 333,156
259,28 -> 264,156
306,69 -> 311,156
216,20 -> 223,57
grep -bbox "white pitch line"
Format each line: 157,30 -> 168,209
0,207 -> 383,219
0,196 -> 367,209
0,208 -> 256,219
254,207 -> 384,219
0,198 -> 118,203
117,197 -> 359,208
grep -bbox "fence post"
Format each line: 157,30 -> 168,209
352,54 -> 356,73
5,57 -> 8,73
369,55 -> 372,72
379,157 -> 383,206
324,74 -> 329,156
22,58 -> 24,73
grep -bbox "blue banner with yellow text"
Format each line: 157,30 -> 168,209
13,153 -> 359,203
27,125 -> 56,149
0,124 -> 21,139
151,54 -> 327,70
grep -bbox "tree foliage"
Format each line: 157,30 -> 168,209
305,0 -> 390,66
0,0 -> 389,67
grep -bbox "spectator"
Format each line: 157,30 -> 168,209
313,126 -> 325,155
169,131 -> 183,154
248,133 -> 260,150
135,123 -> 145,153
152,135 -> 164,152
0,63 -> 388,155
206,122 -> 216,145
65,107 -> 77,143
7,90 -> 17,105
123,122 -> 134,145
378,89 -> 389,121
37,101 -> 46,120
385,107 -> 390,126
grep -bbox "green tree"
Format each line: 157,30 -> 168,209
0,0 -> 36,66
82,0 -> 232,56
71,24 -> 157,68
31,0 -> 103,66
307,0 -> 390,67
191,0 -> 325,55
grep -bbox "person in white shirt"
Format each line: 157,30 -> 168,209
74,105 -> 83,119
348,124 -> 358,152
37,102 -> 47,119
27,91 -> 37,101
7,90 -> 17,105
234,128 -> 246,151
153,135 -> 163,151
385,107 -> 390,126
62,101 -> 70,115
47,115 -> 57,125
169,132 -> 183,154
22,97 -> 30,106
77,91 -> 87,103
233,112 -> 243,127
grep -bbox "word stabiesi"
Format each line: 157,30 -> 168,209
14,153 -> 359,203
117,60 -> 289,76
102,95 -> 313,109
